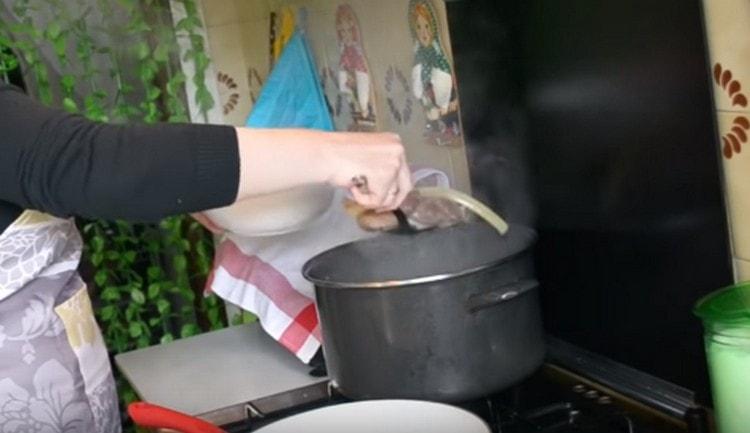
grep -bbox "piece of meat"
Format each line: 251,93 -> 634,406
345,191 -> 473,232
399,191 -> 471,230
358,211 -> 400,231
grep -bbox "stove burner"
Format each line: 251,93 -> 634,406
457,395 -> 636,433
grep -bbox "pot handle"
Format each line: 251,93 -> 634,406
466,279 -> 539,313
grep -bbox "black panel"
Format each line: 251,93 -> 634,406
448,0 -> 733,403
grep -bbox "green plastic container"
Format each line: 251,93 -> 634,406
694,282 -> 750,433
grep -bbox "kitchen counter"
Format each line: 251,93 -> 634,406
115,323 -> 327,416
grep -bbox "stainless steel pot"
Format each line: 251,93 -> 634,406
302,221 -> 544,402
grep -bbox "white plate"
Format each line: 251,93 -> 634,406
255,400 -> 491,433
204,185 -> 335,237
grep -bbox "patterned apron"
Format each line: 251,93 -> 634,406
0,210 -> 120,432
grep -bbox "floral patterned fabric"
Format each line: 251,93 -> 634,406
0,212 -> 79,303
0,211 -> 120,433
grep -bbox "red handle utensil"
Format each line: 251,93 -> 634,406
128,401 -> 227,433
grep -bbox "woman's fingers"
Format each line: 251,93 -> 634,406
349,169 -> 399,211
374,181 -> 400,213
349,184 -> 379,209
349,174 -> 396,210
331,132 -> 413,210
376,157 -> 411,212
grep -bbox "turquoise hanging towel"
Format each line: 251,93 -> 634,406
246,31 -> 333,131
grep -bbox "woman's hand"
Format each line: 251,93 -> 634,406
325,132 -> 412,212
234,128 -> 412,211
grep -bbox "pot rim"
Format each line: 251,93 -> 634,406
302,248 -> 531,289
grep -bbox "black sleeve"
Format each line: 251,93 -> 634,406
0,84 -> 240,222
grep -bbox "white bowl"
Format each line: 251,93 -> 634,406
255,400 -> 491,433
204,184 -> 335,237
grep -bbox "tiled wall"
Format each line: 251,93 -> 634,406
200,0 -> 271,126
265,0 -> 472,192
198,0 -> 472,192
703,0 -> 750,281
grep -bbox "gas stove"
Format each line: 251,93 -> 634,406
195,338 -> 712,433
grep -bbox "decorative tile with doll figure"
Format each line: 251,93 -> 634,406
335,4 -> 377,131
408,0 -> 462,146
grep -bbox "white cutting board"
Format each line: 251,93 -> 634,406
115,323 -> 326,415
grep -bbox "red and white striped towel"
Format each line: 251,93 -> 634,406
208,241 -> 323,360
207,190 -> 369,362
207,169 -> 450,363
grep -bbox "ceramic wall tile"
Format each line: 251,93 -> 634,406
703,0 -> 750,112
235,0 -> 272,23
286,0 -> 471,192
200,0 -> 471,191
718,110 -> 750,260
202,0 -> 240,27
733,257 -> 750,281
702,0 -> 750,265
238,18 -> 272,109
360,0 -> 470,191
267,0 -> 330,14
204,22 -> 254,126
201,1 -> 272,124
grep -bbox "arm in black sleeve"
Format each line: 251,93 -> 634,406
0,85 -> 240,222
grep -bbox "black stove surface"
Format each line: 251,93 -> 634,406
455,365 -> 684,433
221,365 -> 695,433
460,372 -> 637,433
